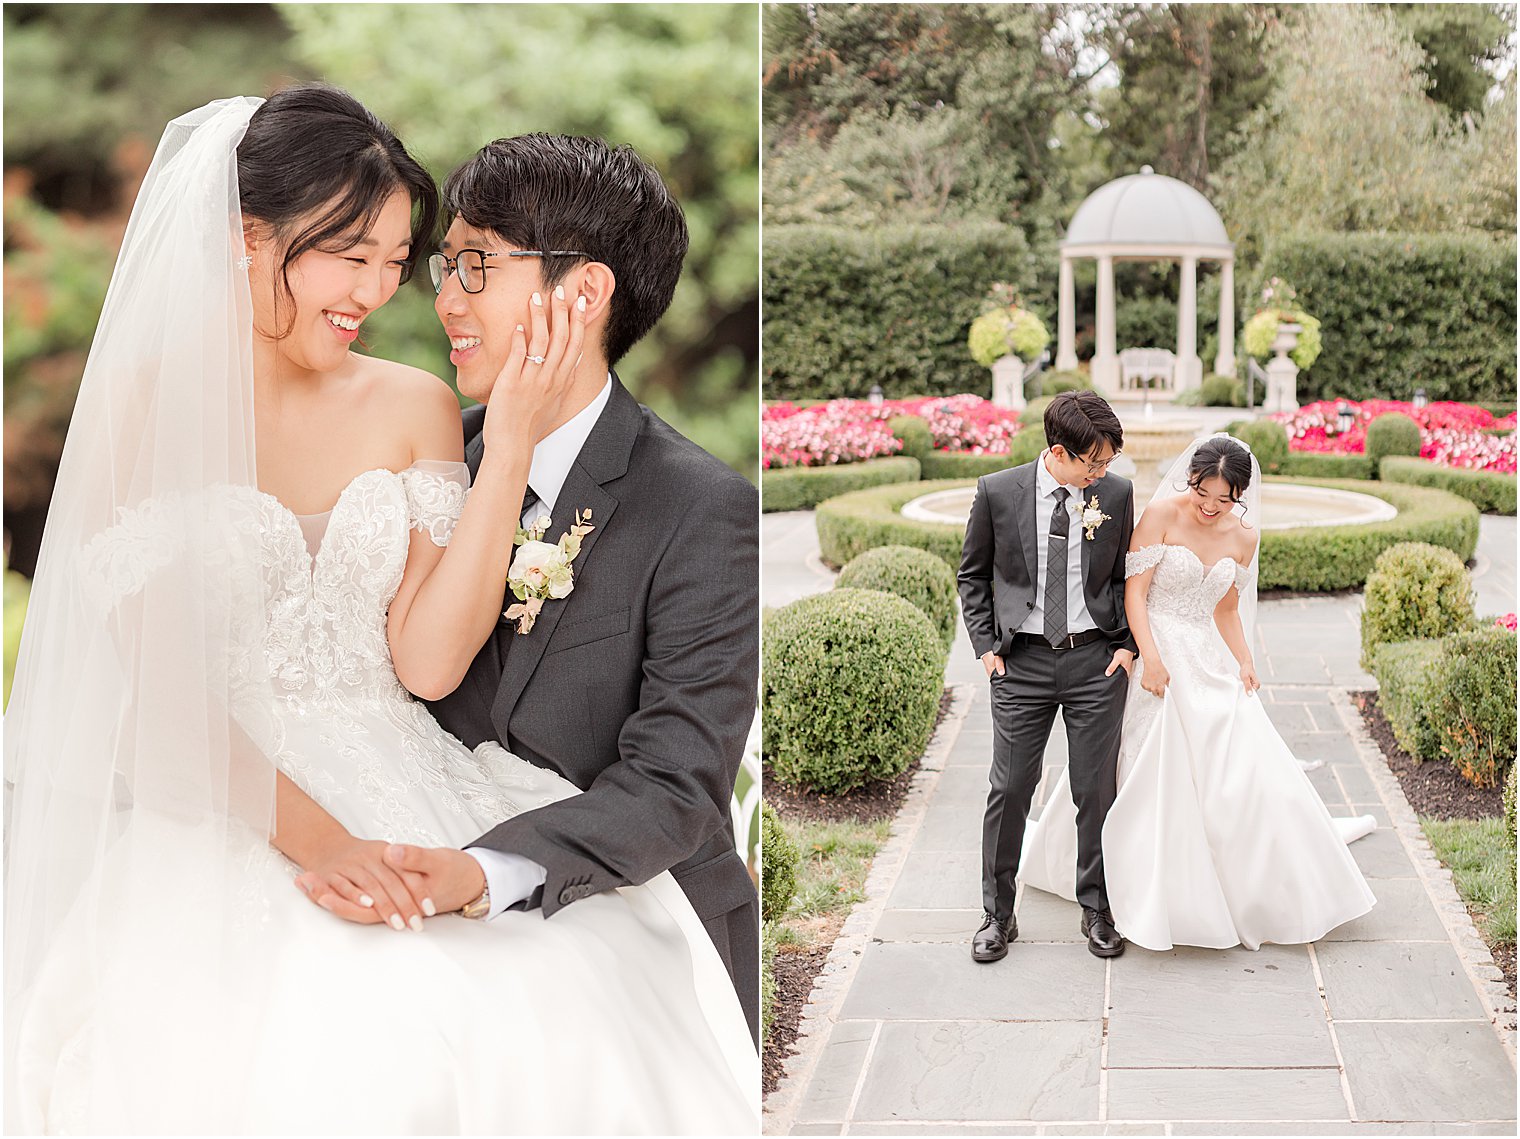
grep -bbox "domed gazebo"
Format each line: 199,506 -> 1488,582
1055,167 -> 1235,397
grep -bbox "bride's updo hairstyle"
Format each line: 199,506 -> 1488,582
235,83 -> 438,334
1185,436 -> 1255,516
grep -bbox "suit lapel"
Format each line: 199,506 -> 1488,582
1013,463 -> 1038,582
490,373 -> 642,733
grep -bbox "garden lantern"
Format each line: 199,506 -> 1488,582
1336,402 -> 1355,435
1413,387 -> 1428,410
868,385 -> 884,407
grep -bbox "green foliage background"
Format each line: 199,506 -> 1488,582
4,2 -> 759,579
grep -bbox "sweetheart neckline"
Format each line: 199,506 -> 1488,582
1136,542 -> 1246,576
254,466 -> 396,523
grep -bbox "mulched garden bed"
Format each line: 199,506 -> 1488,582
763,940 -> 833,1096
762,686 -> 956,1097
1351,692 -> 1504,820
1352,690 -> 1514,1000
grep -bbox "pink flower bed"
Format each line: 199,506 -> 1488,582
1272,400 -> 1518,475
1497,613 -> 1517,632
763,395 -> 1026,469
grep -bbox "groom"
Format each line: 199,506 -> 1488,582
958,391 -> 1136,962
393,134 -> 758,1038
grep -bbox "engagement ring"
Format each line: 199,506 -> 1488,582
526,354 -> 546,365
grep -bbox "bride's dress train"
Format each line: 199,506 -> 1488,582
11,463 -> 756,1135
1020,542 -> 1376,951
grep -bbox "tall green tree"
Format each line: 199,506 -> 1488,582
1388,3 -> 1515,121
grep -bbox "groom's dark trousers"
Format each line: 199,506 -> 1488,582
958,462 -> 1136,921
426,374 -> 760,1043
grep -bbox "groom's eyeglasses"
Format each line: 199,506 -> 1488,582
1080,450 -> 1122,476
427,248 -> 590,295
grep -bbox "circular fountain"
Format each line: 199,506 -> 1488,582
901,480 -> 1396,531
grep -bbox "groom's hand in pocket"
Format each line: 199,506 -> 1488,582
384,844 -> 487,917
1105,649 -> 1135,678
982,652 -> 1005,679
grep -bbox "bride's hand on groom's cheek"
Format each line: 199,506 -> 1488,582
483,284 -> 589,452
294,837 -> 430,932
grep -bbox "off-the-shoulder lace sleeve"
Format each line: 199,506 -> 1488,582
80,494 -> 189,612
1233,559 -> 1257,594
1125,543 -> 1166,578
401,460 -> 470,547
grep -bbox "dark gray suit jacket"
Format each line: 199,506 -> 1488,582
424,373 -> 759,1024
958,461 -> 1137,660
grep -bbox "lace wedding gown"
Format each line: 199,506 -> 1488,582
1019,543 -> 1377,951
11,462 -> 757,1135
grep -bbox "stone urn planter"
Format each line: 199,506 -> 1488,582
1263,322 -> 1302,414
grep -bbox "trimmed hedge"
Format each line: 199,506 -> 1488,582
1251,232 -> 1517,404
1371,639 -> 1446,760
1200,373 -> 1245,407
818,475 -> 1480,591
1429,628 -> 1517,788
1231,419 -> 1289,474
1280,452 -> 1377,481
816,478 -> 974,570
1505,765 -> 1517,885
764,222 -> 1036,401
761,456 -> 921,513
1381,456 -> 1517,515
1365,412 -> 1422,470
1032,369 -> 1091,396
1020,396 -> 1053,427
837,544 -> 959,653
760,803 -> 798,923
1359,542 -> 1475,671
763,588 -> 943,794
1257,478 -> 1479,591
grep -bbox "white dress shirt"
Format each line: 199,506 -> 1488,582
1017,450 -> 1097,639
464,375 -> 614,919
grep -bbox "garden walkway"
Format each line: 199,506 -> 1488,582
762,510 -> 1517,1136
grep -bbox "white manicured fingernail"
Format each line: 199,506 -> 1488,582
422,898 -> 437,917
359,894 -> 374,908
553,285 -> 565,301
516,324 -> 525,333
389,914 -> 405,931
531,292 -> 542,306
408,915 -> 424,933
576,295 -> 587,312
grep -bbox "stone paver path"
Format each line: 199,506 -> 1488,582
762,510 -> 1517,1136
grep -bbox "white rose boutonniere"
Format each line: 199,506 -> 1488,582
504,509 -> 595,634
1080,495 -> 1110,541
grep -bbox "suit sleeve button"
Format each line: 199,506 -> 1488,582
558,888 -> 575,905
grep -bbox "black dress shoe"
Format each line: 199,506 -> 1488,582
1081,907 -> 1125,958
971,911 -> 1018,963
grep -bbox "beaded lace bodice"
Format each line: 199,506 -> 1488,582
1124,542 -> 1254,627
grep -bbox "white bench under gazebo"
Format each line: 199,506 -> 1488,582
1054,167 -> 1236,398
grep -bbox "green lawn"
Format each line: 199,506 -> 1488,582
762,815 -> 891,1036
1420,814 -> 1516,947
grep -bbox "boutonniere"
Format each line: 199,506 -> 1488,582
1080,495 -> 1110,541
503,509 -> 595,634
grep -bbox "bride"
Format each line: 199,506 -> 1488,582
4,88 -> 755,1133
1020,434 -> 1377,951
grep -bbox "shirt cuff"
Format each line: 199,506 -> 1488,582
464,846 -> 547,920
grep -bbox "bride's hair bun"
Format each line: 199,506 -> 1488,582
1185,436 -> 1254,505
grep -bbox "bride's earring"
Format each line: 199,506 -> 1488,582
236,254 -> 253,271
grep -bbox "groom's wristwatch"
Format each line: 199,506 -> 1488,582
459,882 -> 491,920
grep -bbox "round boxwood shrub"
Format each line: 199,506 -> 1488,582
837,544 -> 958,653
760,802 -> 799,923
1200,374 -> 1245,407
889,414 -> 933,463
1360,542 -> 1475,670
1020,395 -> 1054,427
1230,419 -> 1289,474
763,589 -> 943,795
761,456 -> 921,513
1429,627 -> 1517,788
1365,412 -> 1422,470
1035,370 -> 1091,396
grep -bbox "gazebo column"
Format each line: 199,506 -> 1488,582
1055,254 -> 1078,372
1214,256 -> 1236,377
1092,253 -> 1117,395
1175,253 -> 1203,393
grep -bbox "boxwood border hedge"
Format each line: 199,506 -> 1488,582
1379,456 -> 1516,516
760,456 -> 921,513
816,475 -> 1480,590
